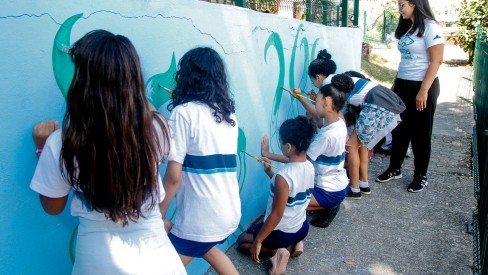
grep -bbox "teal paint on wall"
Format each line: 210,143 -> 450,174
52,13 -> 81,99
146,53 -> 177,109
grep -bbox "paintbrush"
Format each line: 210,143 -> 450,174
242,151 -> 279,169
281,87 -> 316,103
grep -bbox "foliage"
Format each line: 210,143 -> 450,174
361,54 -> 397,86
456,0 -> 488,62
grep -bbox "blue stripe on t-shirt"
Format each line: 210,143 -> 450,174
182,154 -> 237,174
287,188 -> 314,207
351,78 -> 368,96
315,153 -> 345,166
346,78 -> 369,103
269,186 -> 314,207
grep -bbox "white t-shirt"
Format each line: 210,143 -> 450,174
346,77 -> 377,107
264,161 -> 314,233
30,119 -> 186,274
323,75 -> 375,107
397,18 -> 444,81
30,125 -> 165,221
168,102 -> 241,242
307,118 -> 349,192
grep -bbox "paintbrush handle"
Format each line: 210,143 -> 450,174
243,152 -> 279,169
282,87 -> 316,103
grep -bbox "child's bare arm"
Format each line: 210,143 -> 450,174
261,134 -> 289,163
160,161 -> 182,219
250,176 -> 288,263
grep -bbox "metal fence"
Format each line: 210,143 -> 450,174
363,10 -> 397,44
472,27 -> 488,275
244,0 -> 343,26
204,0 -> 359,27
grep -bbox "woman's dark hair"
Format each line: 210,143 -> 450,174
62,30 -> 170,225
308,49 -> 337,78
279,115 -> 316,153
331,74 -> 355,93
395,0 -> 437,39
168,47 -> 236,126
318,84 -> 346,112
344,70 -> 370,81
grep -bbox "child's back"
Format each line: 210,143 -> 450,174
265,161 -> 314,232
169,101 -> 240,241
307,118 -> 348,192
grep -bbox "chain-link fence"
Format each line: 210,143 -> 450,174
472,27 -> 488,275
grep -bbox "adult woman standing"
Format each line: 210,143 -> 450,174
375,0 -> 444,193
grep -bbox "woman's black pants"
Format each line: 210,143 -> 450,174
388,77 -> 440,176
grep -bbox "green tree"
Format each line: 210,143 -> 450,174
456,0 -> 488,63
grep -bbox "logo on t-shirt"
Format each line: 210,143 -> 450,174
399,48 -> 413,59
398,35 -> 414,47
433,35 -> 441,40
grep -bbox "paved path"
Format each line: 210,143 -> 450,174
210,45 -> 475,275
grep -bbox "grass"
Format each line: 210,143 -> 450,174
361,53 -> 398,87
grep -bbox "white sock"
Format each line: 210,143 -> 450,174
359,180 -> 369,188
350,187 -> 360,193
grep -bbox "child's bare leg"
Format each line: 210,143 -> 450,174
347,131 -> 361,190
179,254 -> 193,266
236,232 -> 254,253
203,246 -> 238,275
306,195 -> 325,211
359,145 -> 369,182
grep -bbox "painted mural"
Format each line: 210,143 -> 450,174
0,1 -> 361,274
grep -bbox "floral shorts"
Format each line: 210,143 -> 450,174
356,103 -> 400,150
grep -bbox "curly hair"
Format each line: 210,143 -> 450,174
168,47 -> 236,126
344,70 -> 370,81
308,49 -> 337,78
62,30 -> 170,225
318,84 -> 346,112
331,74 -> 355,93
279,115 -> 316,153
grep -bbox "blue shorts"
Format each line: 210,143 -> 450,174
168,233 -> 226,258
246,220 -> 309,249
313,186 -> 347,207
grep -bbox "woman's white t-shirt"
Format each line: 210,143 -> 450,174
397,18 -> 444,81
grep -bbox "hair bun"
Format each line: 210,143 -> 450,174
317,49 -> 332,61
331,74 -> 355,93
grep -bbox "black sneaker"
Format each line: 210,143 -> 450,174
360,186 -> 371,194
310,205 -> 340,228
407,175 -> 428,193
346,189 -> 362,199
375,169 -> 402,183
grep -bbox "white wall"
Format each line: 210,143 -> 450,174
0,0 -> 362,274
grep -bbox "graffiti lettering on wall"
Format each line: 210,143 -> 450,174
52,13 -> 320,263
264,24 -> 319,153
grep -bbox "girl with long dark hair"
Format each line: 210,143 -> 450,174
30,30 -> 185,274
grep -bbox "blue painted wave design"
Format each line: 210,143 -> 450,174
270,186 -> 314,207
182,154 -> 237,174
315,153 -> 345,166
